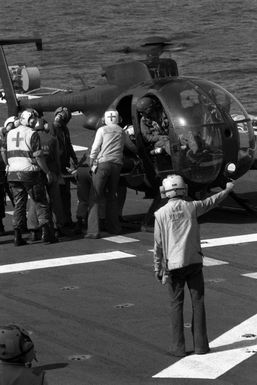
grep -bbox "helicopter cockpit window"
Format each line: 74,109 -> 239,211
194,80 -> 255,174
166,82 -> 225,184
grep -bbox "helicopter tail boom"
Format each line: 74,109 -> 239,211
19,84 -> 119,115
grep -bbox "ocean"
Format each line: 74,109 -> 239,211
1,0 -> 257,113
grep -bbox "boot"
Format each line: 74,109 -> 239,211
41,224 -> 58,244
73,218 -> 83,234
30,229 -> 41,242
14,229 -> 27,247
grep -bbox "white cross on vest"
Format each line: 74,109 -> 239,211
12,132 -> 24,147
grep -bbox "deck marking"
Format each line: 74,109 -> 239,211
153,314 -> 257,379
201,233 -> 257,247
242,272 -> 257,280
0,251 -> 136,274
203,257 -> 228,266
103,235 -> 139,243
73,145 -> 88,151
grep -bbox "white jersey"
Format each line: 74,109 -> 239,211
6,125 -> 40,173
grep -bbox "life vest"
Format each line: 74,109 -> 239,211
6,125 -> 40,173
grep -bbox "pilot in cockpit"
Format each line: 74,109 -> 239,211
136,96 -> 170,155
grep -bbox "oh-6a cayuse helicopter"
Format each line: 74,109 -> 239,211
0,36 -> 256,225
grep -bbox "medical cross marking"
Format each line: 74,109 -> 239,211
108,113 -> 116,121
12,132 -> 24,147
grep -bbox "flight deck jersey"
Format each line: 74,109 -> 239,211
153,189 -> 231,271
5,125 -> 42,182
90,124 -> 125,165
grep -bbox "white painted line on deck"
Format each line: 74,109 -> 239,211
73,145 -> 88,151
201,233 -> 257,248
103,235 -> 139,243
153,314 -> 257,379
242,272 -> 257,280
203,257 -> 228,266
0,251 -> 136,274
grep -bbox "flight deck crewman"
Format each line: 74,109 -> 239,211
3,109 -> 53,246
86,109 -> 125,238
0,324 -> 48,385
153,174 -> 234,357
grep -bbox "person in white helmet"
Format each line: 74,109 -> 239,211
153,174 -> 234,357
86,109 -> 125,238
2,109 -> 54,246
0,324 -> 48,385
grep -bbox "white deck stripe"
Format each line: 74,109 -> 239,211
153,314 -> 257,379
73,145 -> 88,151
242,272 -> 257,279
103,235 -> 139,243
0,251 -> 135,274
203,257 -> 228,266
201,233 -> 257,247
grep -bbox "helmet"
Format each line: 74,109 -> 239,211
34,117 -> 48,131
0,324 -> 34,362
20,109 -> 39,127
160,174 -> 188,198
136,97 -> 155,114
104,109 -> 119,125
4,116 -> 19,129
54,107 -> 71,123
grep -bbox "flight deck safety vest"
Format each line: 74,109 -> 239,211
6,125 -> 40,174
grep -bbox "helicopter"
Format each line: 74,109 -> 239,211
0,36 -> 256,223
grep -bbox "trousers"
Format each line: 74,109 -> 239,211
167,263 -> 209,355
9,180 -> 50,230
87,161 -> 121,235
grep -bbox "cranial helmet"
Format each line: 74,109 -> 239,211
0,324 -> 35,362
54,107 -> 71,123
104,109 -> 119,125
136,97 -> 155,114
4,116 -> 19,130
160,174 -> 188,198
20,109 -> 39,127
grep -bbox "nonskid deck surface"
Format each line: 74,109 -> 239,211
1,116 -> 257,385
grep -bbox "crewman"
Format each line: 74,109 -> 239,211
136,96 -> 170,155
51,106 -> 78,228
86,108 -> 125,238
153,174 -> 234,356
3,109 -> 54,246
0,324 -> 48,384
0,116 -> 20,235
27,117 -> 63,241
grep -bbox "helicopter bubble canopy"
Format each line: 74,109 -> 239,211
140,78 -> 255,185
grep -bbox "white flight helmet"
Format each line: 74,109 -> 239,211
20,109 -> 38,127
160,174 -> 188,198
4,116 -> 19,129
104,109 -> 119,125
0,324 -> 35,362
